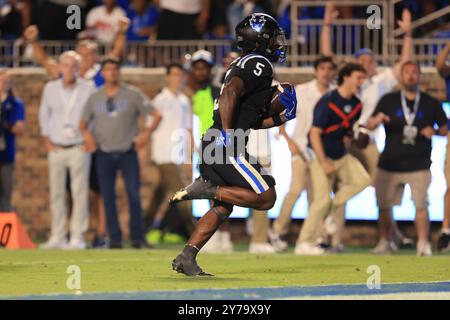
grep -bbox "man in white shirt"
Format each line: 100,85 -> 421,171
269,56 -> 337,253
39,51 -> 95,250
320,1 -> 414,253
86,0 -> 126,44
147,63 -> 196,240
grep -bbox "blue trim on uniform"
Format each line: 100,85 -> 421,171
235,157 -> 265,192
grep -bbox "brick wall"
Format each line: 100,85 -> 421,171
8,67 -> 448,244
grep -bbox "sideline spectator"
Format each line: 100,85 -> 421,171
296,63 -> 370,255
269,56 -> 337,252
156,0 -> 210,40
367,61 -> 448,256
39,51 -> 95,250
436,42 -> 450,253
146,62 -> 196,241
321,1 -> 414,253
0,69 -> 25,211
126,0 -> 158,41
188,50 -> 220,136
80,58 -> 161,249
86,0 -> 126,44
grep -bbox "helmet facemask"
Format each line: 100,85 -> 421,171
266,29 -> 288,63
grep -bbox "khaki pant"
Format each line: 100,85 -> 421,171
149,163 -> 196,235
273,155 -> 312,236
251,210 -> 270,243
48,146 -> 91,243
299,154 -> 370,244
349,142 -> 380,185
249,164 -> 272,243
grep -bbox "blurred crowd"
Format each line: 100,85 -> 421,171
1,0 -> 449,42
0,2 -> 450,256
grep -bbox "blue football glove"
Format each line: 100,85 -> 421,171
279,86 -> 297,120
215,130 -> 232,148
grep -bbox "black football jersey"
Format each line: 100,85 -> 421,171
211,53 -> 274,131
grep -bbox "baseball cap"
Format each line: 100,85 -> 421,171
354,48 -> 375,59
191,50 -> 214,66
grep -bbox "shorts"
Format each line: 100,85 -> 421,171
199,134 -> 275,194
375,168 -> 431,210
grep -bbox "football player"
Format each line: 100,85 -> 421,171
170,13 -> 297,276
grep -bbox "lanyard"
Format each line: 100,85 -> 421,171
400,90 -> 420,126
59,80 -> 80,124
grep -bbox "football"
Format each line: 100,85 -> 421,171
266,82 -> 295,117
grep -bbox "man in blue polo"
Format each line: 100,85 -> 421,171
436,42 -> 450,252
295,63 -> 370,255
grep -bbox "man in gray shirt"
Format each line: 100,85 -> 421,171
80,58 -> 161,248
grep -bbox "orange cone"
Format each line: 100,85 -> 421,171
0,212 -> 36,249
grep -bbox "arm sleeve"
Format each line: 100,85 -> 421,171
16,100 -> 25,122
234,56 -> 273,93
312,96 -> 330,129
136,90 -> 154,116
81,94 -> 94,124
38,85 -> 50,137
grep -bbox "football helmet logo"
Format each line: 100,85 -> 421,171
249,14 -> 266,32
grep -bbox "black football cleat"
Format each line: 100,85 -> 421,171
169,177 -> 217,204
172,253 -> 213,277
437,233 -> 450,253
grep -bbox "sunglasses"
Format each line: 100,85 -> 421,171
107,98 -> 115,113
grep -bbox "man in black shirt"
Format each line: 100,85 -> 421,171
368,61 -> 448,256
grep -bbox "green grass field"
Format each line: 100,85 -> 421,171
1,246 -> 450,298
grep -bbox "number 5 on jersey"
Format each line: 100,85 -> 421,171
253,62 -> 265,76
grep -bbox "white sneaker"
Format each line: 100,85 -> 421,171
268,229 -> 288,252
40,238 -> 68,250
417,241 -> 432,256
249,243 -> 276,254
220,231 -> 234,253
372,239 -> 397,255
294,242 -> 325,255
201,232 -> 223,253
65,239 -> 87,250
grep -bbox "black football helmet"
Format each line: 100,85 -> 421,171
235,13 -> 288,63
